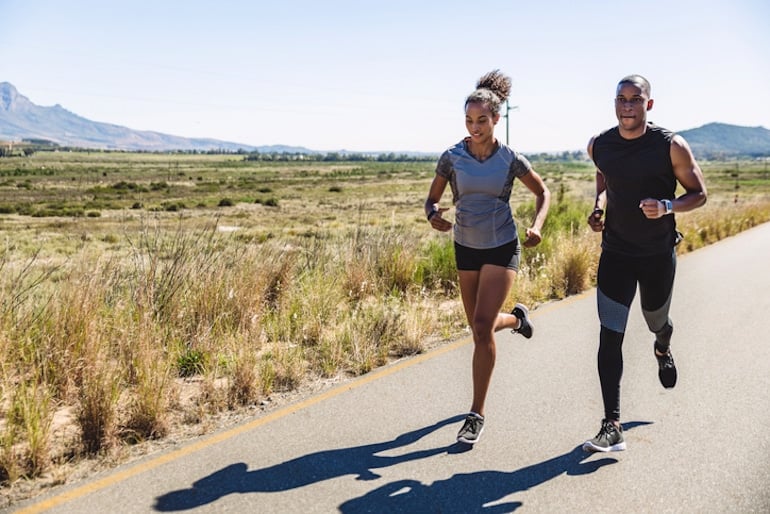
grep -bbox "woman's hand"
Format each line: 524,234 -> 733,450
522,227 -> 542,247
428,207 -> 452,232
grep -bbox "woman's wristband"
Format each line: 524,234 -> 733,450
427,209 -> 438,221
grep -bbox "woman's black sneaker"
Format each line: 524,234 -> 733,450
511,303 -> 533,338
457,414 -> 484,444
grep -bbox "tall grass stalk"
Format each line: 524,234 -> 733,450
121,316 -> 172,443
5,380 -> 54,478
77,356 -> 122,455
226,341 -> 260,409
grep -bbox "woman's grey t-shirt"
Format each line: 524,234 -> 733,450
435,139 -> 532,249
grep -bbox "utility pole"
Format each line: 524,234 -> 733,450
504,100 -> 518,146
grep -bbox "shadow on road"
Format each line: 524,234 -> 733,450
153,414 -> 465,511
153,419 -> 651,512
339,421 -> 652,513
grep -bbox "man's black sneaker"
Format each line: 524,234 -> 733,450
582,419 -> 626,453
511,303 -> 533,338
655,347 -> 678,388
457,413 -> 484,444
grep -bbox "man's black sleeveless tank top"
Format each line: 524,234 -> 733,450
592,123 -> 678,256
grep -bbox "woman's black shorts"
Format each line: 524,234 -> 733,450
454,239 -> 521,272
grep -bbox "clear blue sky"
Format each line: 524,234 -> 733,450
2,0 -> 768,153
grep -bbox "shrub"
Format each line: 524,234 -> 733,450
177,349 -> 207,377
262,197 -> 279,207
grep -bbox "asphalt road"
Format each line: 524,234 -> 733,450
10,222 -> 770,514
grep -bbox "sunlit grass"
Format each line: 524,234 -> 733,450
0,152 -> 768,495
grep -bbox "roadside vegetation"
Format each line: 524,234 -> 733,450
0,150 -> 769,502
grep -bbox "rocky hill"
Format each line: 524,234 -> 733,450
678,122 -> 770,159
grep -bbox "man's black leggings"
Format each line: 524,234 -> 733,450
596,248 -> 676,421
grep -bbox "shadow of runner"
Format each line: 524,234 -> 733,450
338,421 -> 653,514
153,414 -> 466,511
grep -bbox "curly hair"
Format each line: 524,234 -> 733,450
465,69 -> 512,116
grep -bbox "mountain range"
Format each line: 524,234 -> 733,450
1,82 -> 769,157
0,82 -> 312,153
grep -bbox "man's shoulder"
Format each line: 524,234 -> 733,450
594,126 -> 620,142
646,123 -> 676,142
591,127 -> 621,155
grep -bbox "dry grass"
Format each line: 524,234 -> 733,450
0,152 -> 768,506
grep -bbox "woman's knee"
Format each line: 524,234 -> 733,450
471,314 -> 496,340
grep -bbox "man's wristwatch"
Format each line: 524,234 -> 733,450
661,199 -> 673,215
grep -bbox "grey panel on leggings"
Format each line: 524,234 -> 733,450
641,293 -> 672,333
598,288 -> 630,333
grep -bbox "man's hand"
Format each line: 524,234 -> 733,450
639,198 -> 668,219
588,208 -> 604,232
